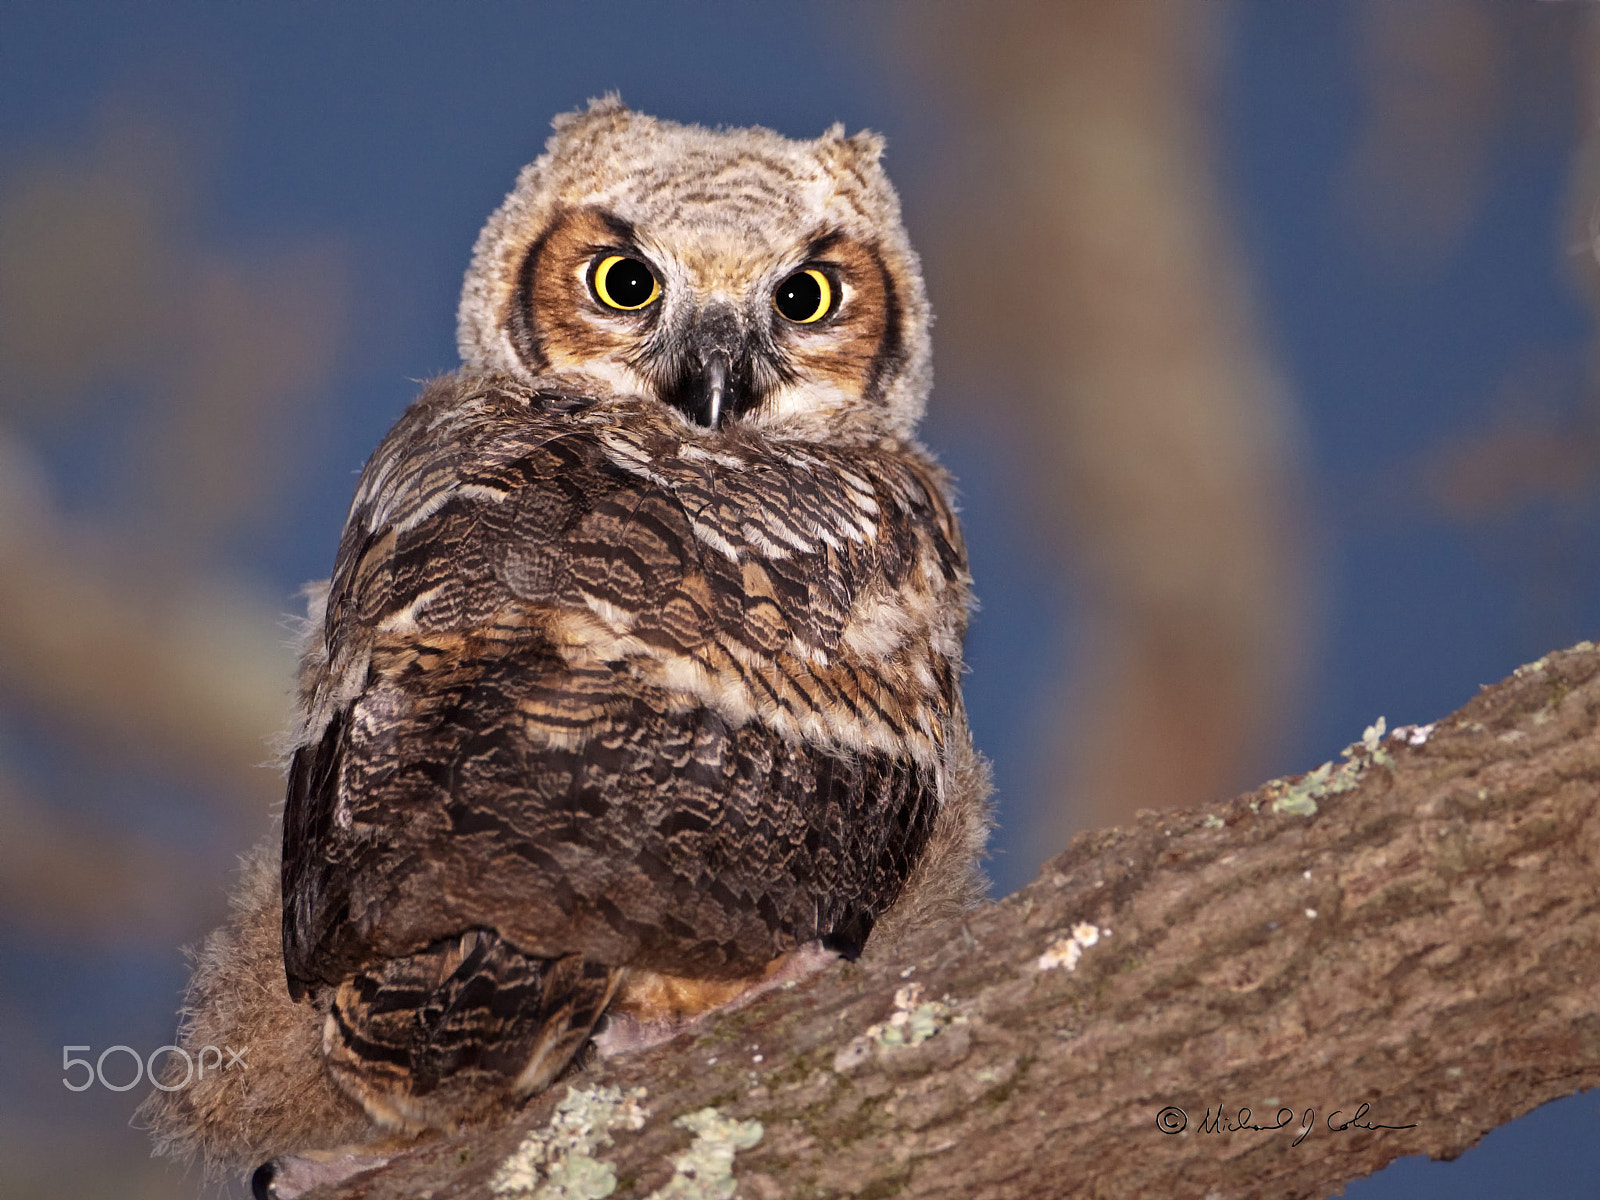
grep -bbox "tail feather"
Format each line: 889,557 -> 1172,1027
325,929 -> 620,1130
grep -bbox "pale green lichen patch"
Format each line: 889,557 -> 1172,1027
1357,717 -> 1394,766
1201,813 -> 1225,830
882,983 -> 955,1047
491,1084 -> 649,1198
832,983 -> 966,1071
1269,717 -> 1394,816
1270,762 -> 1338,816
644,1108 -> 763,1200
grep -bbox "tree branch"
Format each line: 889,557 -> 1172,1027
319,641 -> 1600,1199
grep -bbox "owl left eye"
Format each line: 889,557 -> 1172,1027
590,254 -> 661,311
773,269 -> 834,324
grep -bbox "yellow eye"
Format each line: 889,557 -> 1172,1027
774,269 -> 833,324
590,254 -> 661,311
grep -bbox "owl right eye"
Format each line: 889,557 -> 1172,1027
589,254 -> 661,311
773,269 -> 833,324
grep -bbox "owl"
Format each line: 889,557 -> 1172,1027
141,98 -> 989,1197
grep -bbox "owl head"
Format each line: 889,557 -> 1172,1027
457,97 -> 931,439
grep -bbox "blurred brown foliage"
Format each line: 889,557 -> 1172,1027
900,0 -> 1599,866
0,99 -> 347,941
0,95 -> 350,1200
1378,7 -> 1600,580
900,0 -> 1310,850
1342,0 -> 1573,272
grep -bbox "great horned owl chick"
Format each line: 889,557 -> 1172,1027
141,98 -> 989,1196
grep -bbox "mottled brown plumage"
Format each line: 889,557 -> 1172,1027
142,99 -> 988,1194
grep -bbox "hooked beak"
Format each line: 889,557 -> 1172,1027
698,350 -> 729,430
655,304 -> 763,430
661,345 -> 754,431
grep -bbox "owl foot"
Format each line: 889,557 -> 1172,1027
250,1149 -> 395,1200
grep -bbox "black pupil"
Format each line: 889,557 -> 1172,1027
776,271 -> 824,321
606,257 -> 655,306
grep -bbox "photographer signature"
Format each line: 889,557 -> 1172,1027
1156,1102 -> 1417,1147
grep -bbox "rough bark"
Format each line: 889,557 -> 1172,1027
316,642 -> 1600,1200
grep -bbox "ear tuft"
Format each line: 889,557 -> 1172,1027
818,126 -> 886,172
550,95 -> 631,142
845,129 -> 886,165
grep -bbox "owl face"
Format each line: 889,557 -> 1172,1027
458,99 -> 932,439
510,207 -> 900,431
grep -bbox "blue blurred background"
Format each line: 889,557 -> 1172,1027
1,2 -> 1596,1195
